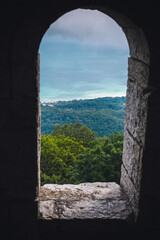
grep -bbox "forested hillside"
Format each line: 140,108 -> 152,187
41,96 -> 126,137
41,123 -> 123,185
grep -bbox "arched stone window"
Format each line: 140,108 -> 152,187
35,7 -> 150,223
7,3 -> 151,236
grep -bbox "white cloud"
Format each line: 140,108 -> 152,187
40,9 -> 129,102
44,9 -> 129,50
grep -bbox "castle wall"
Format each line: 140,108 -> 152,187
0,1 -> 160,239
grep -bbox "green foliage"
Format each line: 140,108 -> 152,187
40,122 -> 124,185
41,97 -> 126,137
72,132 -> 123,184
51,123 -> 98,147
40,134 -> 86,185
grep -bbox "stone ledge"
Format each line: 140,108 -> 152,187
39,182 -> 133,221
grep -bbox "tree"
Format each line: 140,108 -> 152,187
41,97 -> 126,137
41,126 -> 123,185
51,123 -> 98,147
72,132 -> 123,184
40,134 -> 86,185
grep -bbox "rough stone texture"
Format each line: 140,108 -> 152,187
128,57 -> 150,87
120,56 -> 150,219
121,128 -> 143,192
125,78 -> 149,148
1,1 -> 160,238
122,27 -> 150,65
39,183 -> 132,220
121,165 -> 140,219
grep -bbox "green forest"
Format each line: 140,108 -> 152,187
41,123 -> 124,186
40,97 -> 125,186
41,96 -> 126,137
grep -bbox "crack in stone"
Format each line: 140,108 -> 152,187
39,183 -> 133,220
126,128 -> 143,149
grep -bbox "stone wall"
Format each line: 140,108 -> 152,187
121,55 -> 150,219
39,182 -> 132,220
0,1 -> 160,239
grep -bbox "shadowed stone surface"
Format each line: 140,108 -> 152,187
39,182 -> 132,220
1,1 -> 160,238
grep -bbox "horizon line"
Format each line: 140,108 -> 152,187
40,95 -> 126,103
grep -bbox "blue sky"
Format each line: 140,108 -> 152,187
39,9 -> 129,102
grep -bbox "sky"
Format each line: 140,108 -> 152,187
39,9 -> 129,102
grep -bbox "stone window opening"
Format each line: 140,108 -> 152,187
36,7 -> 150,227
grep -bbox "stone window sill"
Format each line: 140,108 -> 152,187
38,182 -> 132,221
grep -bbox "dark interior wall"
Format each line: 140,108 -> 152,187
0,1 -> 160,239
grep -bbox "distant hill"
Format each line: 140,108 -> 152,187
41,96 -> 126,137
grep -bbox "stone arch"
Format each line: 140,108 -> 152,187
37,6 -> 150,221
9,2 -> 151,233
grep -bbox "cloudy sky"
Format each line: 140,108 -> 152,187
39,9 -> 129,102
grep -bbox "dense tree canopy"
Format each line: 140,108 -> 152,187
70,132 -> 123,184
40,123 -> 123,185
51,123 -> 98,147
41,134 -> 86,184
41,97 -> 125,137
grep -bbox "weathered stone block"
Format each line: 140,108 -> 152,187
123,27 -> 150,65
122,128 -> 143,192
125,78 -> 149,147
120,165 -> 139,219
128,57 -> 149,86
39,183 -> 133,220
